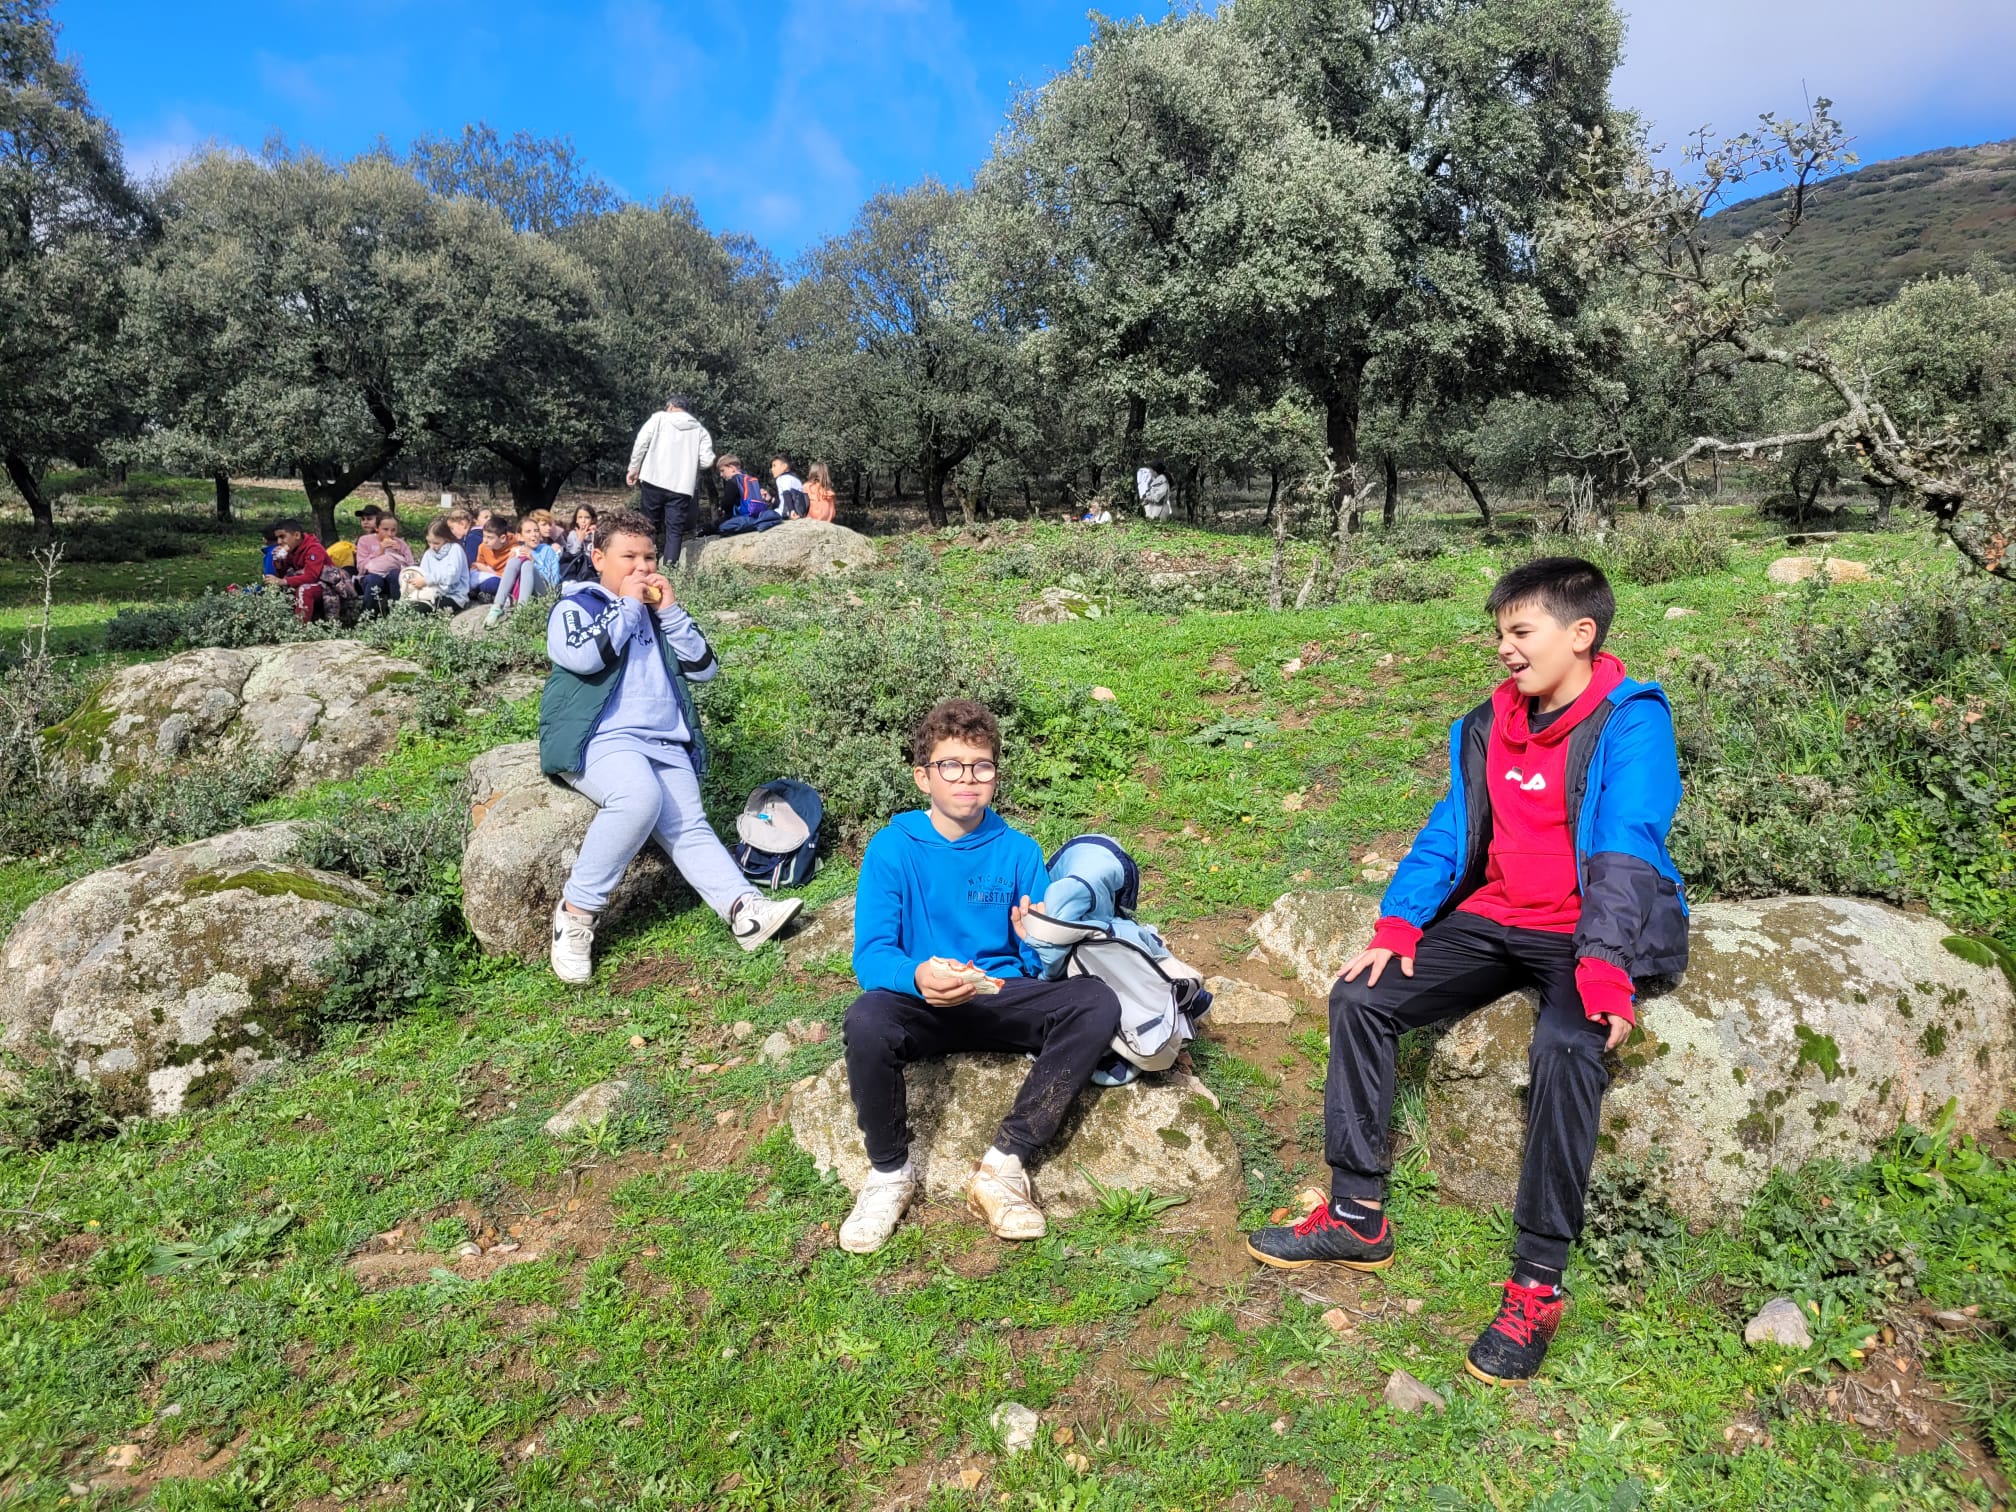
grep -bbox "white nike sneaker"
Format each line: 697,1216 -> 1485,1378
730,894 -> 803,953
839,1168 -> 917,1255
966,1156 -> 1046,1241
550,901 -> 596,984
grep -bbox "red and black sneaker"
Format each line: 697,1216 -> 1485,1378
1464,1279 -> 1567,1384
1245,1201 -> 1395,1271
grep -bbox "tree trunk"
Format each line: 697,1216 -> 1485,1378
1382,454 -> 1399,527
852,466 -> 863,512
892,466 -> 903,499
381,478 -> 399,514
1445,457 -> 1493,527
1021,479 -> 1033,518
1125,394 -> 1146,458
922,456 -> 950,529
4,451 -> 51,529
1319,367 -> 1365,533
213,472 -> 232,522
1873,485 -> 1895,528
1264,466 -> 1279,525
1268,472 -> 1293,610
1088,463 -> 1102,494
1635,482 -> 1651,512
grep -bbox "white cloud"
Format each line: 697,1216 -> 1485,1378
1614,0 -> 2016,155
121,111 -> 210,187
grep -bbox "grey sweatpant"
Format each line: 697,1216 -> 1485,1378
560,743 -> 750,919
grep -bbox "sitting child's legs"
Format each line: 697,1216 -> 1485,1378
1510,956 -> 1612,1277
841,977 -> 1122,1174
560,749 -> 667,914
640,749 -> 755,923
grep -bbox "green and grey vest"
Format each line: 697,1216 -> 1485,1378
537,589 -> 710,777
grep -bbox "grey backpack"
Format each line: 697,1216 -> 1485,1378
1018,913 -> 1212,1072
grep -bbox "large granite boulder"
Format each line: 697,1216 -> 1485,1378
45,641 -> 425,791
1248,889 -> 2016,1226
686,520 -> 881,579
460,741 -> 674,960
0,823 -> 376,1117
790,1055 -> 1241,1218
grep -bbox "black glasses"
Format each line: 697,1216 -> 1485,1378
926,759 -> 998,782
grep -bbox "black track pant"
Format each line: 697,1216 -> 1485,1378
1326,911 -> 1612,1271
843,977 -> 1122,1172
635,483 -> 694,565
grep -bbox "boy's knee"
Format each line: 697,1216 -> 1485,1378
1329,972 -> 1375,1028
1072,979 -> 1123,1037
843,991 -> 908,1052
1529,1017 -> 1607,1075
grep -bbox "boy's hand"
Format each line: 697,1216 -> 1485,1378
1340,947 -> 1412,986
626,468 -> 640,487
643,572 -> 674,608
618,571 -> 650,602
1598,1013 -> 1632,1051
1009,895 -> 1046,942
914,959 -> 976,1006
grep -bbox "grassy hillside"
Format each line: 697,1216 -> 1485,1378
1711,139 -> 2016,317
1,488 -> 2013,1508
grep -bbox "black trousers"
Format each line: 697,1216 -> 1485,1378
843,977 -> 1122,1171
636,482 -> 694,565
1327,912 -> 1611,1270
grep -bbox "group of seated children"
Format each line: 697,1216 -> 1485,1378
704,454 -> 831,539
256,496 -> 606,624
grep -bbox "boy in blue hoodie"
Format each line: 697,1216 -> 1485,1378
841,698 -> 1122,1255
1245,557 -> 1689,1386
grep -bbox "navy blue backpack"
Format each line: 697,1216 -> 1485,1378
732,779 -> 823,889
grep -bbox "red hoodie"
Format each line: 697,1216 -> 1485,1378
278,533 -> 330,588
1369,652 -> 1637,1024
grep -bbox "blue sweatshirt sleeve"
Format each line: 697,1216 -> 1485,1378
852,833 -> 922,996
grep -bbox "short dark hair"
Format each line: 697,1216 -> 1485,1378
911,698 -> 1000,766
1487,556 -> 1615,651
593,508 -> 657,552
771,454 -> 791,469
489,512 -> 519,535
261,524 -> 281,544
272,518 -> 303,535
666,394 -> 689,410
356,504 -> 382,522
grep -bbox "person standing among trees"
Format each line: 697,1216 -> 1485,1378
625,395 -> 716,565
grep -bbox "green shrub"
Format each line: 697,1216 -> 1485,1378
1360,559 -> 1461,603
294,795 -> 468,899
94,756 -> 288,855
0,1043 -> 117,1151
1671,574 -> 2016,946
105,591 -> 322,653
314,894 -> 466,1026
1595,514 -> 1734,583
0,510 -> 224,566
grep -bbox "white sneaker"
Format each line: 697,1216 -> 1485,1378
966,1156 -> 1046,1241
550,901 -> 596,984
839,1168 -> 917,1255
731,894 -> 802,953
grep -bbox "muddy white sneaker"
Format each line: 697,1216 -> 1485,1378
550,902 -> 596,984
730,894 -> 802,953
966,1156 -> 1046,1241
839,1168 -> 917,1255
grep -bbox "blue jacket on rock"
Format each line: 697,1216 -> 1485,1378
1378,675 -> 1690,979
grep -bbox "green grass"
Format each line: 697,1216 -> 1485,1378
0,487 -> 2009,1509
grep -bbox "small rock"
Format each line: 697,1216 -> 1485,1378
1766,555 -> 1872,586
456,1241 -> 482,1257
991,1401 -> 1040,1455
759,1031 -> 794,1065
1271,1417 -> 1288,1436
1932,1307 -> 1985,1332
493,1241 -> 520,1254
628,1034 -> 646,1049
517,1439 -> 540,1459
1203,976 -> 1297,1026
1280,658 -> 1304,678
714,1108 -> 738,1126
1383,1369 -> 1446,1415
801,1021 -> 829,1044
1320,1308 -> 1352,1333
1403,1298 -> 1424,1315
159,1404 -> 182,1419
730,1021 -> 755,1041
1089,686 -> 1117,702
1663,606 -> 1698,620
620,1413 -> 645,1429
1281,791 -> 1306,812
1744,1296 -> 1814,1350
543,1080 -> 630,1138
105,1445 -> 142,1469
1375,652 -> 1397,668
1064,1451 -> 1091,1474
958,1468 -> 984,1490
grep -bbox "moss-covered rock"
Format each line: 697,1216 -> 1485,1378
788,1053 -> 1240,1218
1250,889 -> 2016,1227
48,641 -> 425,792
0,823 -> 376,1118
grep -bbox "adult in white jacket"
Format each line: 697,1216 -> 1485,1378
626,396 -> 716,565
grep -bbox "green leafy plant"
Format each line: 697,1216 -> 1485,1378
1079,1170 -> 1189,1229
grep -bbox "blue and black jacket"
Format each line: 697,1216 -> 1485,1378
1379,676 -> 1690,979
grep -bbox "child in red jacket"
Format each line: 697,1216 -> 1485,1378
262,520 -> 331,623
1246,557 -> 1689,1385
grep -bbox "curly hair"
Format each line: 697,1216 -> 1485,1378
593,508 -> 658,552
910,698 -> 1000,767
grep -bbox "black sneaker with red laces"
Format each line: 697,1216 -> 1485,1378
1245,1201 -> 1395,1271
1464,1279 -> 1567,1384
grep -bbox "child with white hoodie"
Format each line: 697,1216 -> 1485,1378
400,516 -> 471,612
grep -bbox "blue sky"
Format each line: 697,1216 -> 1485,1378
61,0 -> 2016,261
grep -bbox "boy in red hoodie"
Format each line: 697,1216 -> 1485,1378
262,519 -> 331,624
1246,557 -> 1689,1385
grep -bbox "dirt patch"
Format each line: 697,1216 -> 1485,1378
611,950 -> 705,996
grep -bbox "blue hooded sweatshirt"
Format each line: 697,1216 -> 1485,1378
852,808 -> 1049,995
